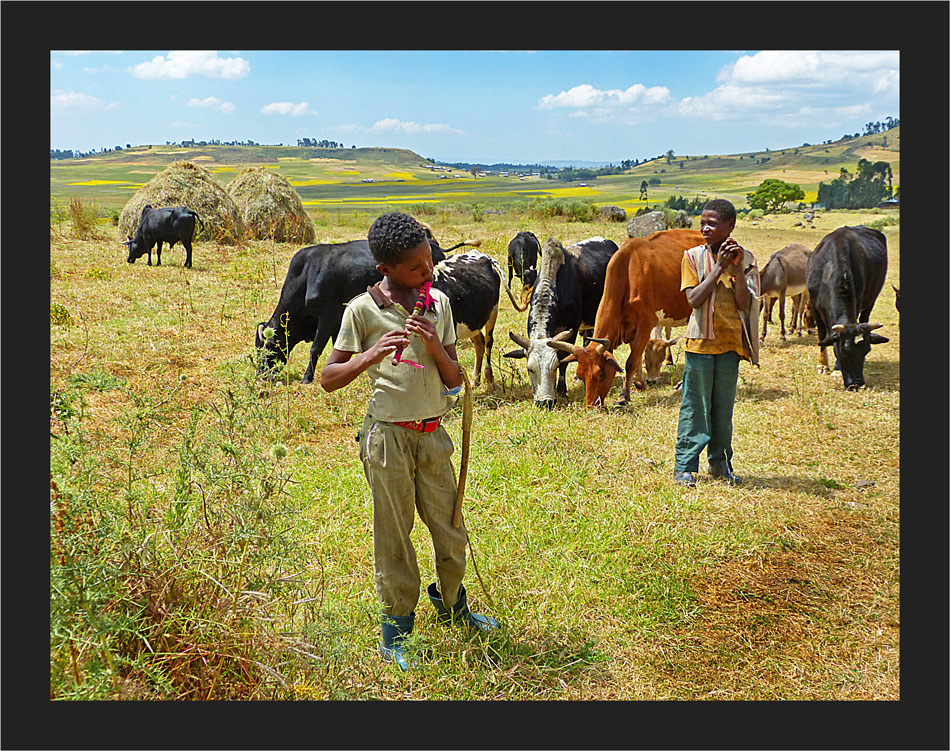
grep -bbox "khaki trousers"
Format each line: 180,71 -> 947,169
359,415 -> 468,617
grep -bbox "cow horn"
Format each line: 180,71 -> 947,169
552,329 -> 575,343
548,340 -> 580,357
508,331 -> 530,349
831,324 -> 846,334
586,337 -> 612,348
862,322 -> 884,332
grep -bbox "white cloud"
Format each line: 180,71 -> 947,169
725,50 -> 899,86
261,101 -> 316,117
538,83 -> 671,111
371,118 -> 462,135
534,51 -> 898,133
689,50 -> 899,126
334,118 -> 463,136
188,96 -> 237,114
129,51 -> 249,80
50,90 -> 119,112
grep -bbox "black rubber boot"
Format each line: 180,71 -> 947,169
426,583 -> 499,632
379,612 -> 415,671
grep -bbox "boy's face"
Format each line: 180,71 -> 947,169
700,209 -> 735,250
377,239 -> 434,290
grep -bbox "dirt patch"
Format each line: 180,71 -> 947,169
652,505 -> 900,699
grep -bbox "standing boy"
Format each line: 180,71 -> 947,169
320,211 -> 498,671
674,199 -> 760,488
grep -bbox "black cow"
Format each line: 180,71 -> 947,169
123,205 -> 204,268
254,236 -> 520,385
806,225 -> 889,390
507,230 -> 542,292
503,236 -> 619,408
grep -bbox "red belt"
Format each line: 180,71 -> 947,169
393,416 -> 441,433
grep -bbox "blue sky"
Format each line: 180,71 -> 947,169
50,50 -> 899,165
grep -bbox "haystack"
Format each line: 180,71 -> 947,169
119,161 -> 245,245
226,166 -> 316,244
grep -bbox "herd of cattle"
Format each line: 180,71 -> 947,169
123,205 -> 896,402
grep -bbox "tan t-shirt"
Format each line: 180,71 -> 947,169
334,284 -> 457,422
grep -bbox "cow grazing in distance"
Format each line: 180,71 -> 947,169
255,236 -> 521,386
759,243 -> 813,341
507,230 -> 542,295
805,225 -> 889,390
124,205 -> 204,268
642,335 -> 680,385
548,229 -> 704,408
503,236 -> 619,408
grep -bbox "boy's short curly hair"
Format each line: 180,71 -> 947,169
702,198 -> 737,224
367,211 -> 429,266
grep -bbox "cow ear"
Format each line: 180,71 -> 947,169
818,333 -> 837,347
868,333 -> 889,345
608,358 -> 624,373
503,348 -> 526,359
560,354 -> 577,365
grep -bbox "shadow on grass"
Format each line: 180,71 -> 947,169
712,474 -> 839,498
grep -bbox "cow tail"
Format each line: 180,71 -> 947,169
490,257 -> 528,312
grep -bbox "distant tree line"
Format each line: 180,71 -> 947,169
297,138 -> 349,148
435,160 -> 558,176
663,194 -> 709,215
817,159 -> 894,209
555,165 -> 625,181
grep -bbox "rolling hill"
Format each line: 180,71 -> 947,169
50,128 -> 899,215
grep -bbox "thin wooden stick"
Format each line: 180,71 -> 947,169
452,366 -> 472,528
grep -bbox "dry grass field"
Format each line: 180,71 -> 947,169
50,205 -> 900,708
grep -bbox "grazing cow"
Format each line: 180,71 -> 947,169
503,236 -> 619,408
122,205 -> 204,269
506,230 -> 542,293
759,243 -> 813,341
123,205 -> 204,268
805,225 -> 889,390
548,229 -> 705,408
642,335 -> 680,385
255,237 -> 522,386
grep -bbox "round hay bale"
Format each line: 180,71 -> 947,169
226,166 -> 316,244
119,161 -> 245,245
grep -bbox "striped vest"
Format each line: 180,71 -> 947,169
683,244 -> 761,366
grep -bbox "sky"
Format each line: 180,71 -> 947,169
50,50 -> 900,166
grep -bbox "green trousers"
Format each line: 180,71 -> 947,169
359,415 -> 468,617
674,351 -> 740,474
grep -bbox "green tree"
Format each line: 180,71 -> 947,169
639,180 -> 648,200
665,149 -> 675,164
746,179 -> 805,213
816,160 -> 892,209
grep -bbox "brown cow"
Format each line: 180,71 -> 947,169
550,229 -> 704,408
759,243 -> 812,341
643,335 -> 680,385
